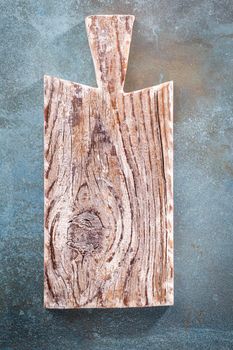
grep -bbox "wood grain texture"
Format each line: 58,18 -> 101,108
44,15 -> 173,308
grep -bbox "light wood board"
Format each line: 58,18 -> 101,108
44,15 -> 173,308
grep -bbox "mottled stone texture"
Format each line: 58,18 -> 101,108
0,0 -> 233,349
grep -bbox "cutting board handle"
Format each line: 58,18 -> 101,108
86,15 -> 135,92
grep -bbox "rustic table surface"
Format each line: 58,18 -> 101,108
0,0 -> 233,349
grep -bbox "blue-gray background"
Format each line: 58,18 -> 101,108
0,1 -> 233,349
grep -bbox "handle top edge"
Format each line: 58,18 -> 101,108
85,14 -> 135,22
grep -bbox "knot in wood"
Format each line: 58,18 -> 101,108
67,211 -> 103,255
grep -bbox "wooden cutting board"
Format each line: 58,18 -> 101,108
44,15 -> 173,308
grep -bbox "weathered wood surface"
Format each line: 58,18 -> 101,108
44,15 -> 173,308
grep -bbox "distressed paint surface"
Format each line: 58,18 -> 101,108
44,15 -> 173,308
0,0 -> 233,349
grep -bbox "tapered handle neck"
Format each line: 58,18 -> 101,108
86,15 -> 135,92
